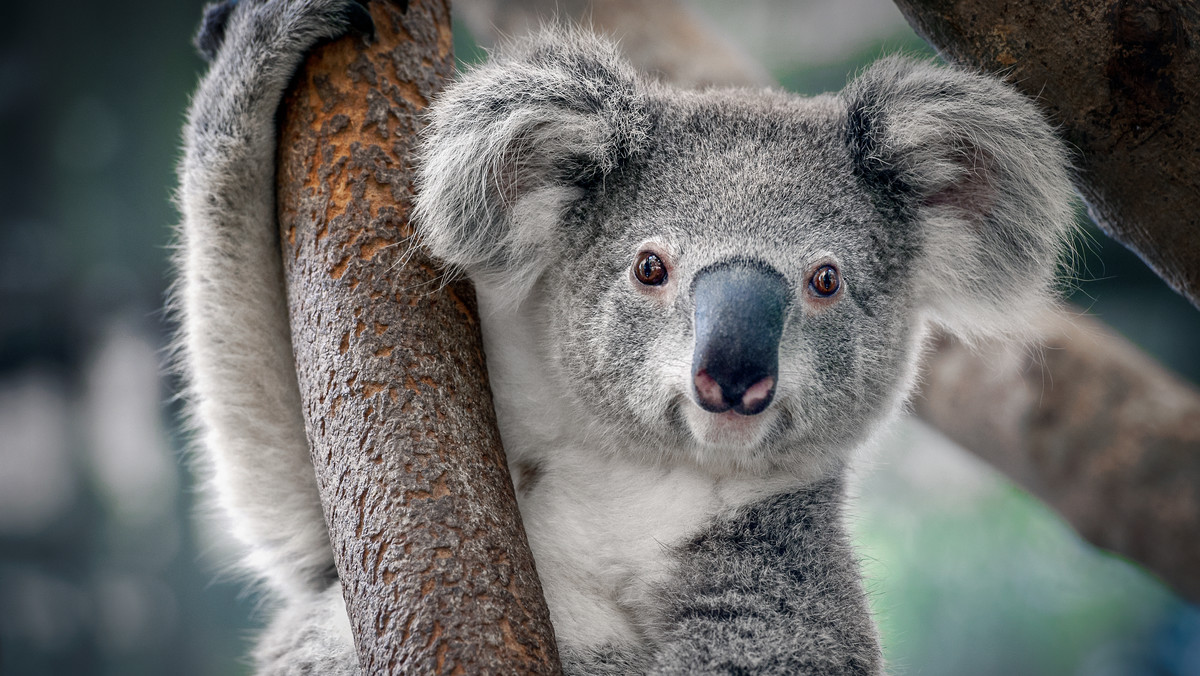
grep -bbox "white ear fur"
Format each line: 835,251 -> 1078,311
414,27 -> 649,306
843,56 -> 1076,340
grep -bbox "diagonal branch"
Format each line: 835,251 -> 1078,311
915,311 -> 1200,601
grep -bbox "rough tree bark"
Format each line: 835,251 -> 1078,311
890,0 -> 1200,309
275,0 -> 561,672
458,0 -> 1200,603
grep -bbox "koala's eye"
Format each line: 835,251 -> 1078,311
634,251 -> 668,286
810,265 -> 840,297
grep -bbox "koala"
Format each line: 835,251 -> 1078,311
175,1 -> 1074,674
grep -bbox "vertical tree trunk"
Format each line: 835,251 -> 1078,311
275,0 -> 561,672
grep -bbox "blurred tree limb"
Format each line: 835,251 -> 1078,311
459,0 -> 1200,603
915,312 -> 1200,601
276,0 -> 560,672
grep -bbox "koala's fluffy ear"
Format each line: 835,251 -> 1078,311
415,28 -> 649,303
842,57 -> 1076,339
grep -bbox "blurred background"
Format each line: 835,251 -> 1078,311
1,0 -> 1197,674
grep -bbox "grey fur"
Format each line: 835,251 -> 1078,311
649,479 -> 879,674
177,5 -> 1074,674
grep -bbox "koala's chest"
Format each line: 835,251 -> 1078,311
504,436 -> 802,653
509,446 -> 729,649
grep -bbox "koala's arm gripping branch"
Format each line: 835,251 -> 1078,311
891,0 -> 1200,309
275,0 -> 561,672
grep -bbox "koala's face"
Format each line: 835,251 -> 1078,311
539,91 -> 920,475
416,30 -> 1073,477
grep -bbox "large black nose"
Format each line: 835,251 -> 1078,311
691,262 -> 788,415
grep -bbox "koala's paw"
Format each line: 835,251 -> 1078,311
194,0 -> 375,63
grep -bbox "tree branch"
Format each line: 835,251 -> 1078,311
890,0 -> 1200,308
459,0 -> 1200,603
275,0 -> 560,672
914,311 -> 1200,601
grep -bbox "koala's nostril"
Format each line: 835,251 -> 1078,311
694,369 -> 732,413
738,376 -> 775,415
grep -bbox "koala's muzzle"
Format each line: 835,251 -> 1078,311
691,263 -> 788,416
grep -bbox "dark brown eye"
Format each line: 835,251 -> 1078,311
634,251 -> 668,286
810,265 -> 839,297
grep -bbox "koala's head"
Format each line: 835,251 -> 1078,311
416,29 -> 1074,477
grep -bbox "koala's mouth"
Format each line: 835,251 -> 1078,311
681,399 -> 779,452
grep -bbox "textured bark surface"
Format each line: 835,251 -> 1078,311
461,0 -> 1200,602
915,311 -> 1200,602
892,0 -> 1200,308
275,0 -> 561,672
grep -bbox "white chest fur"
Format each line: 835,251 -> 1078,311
516,448 -> 799,648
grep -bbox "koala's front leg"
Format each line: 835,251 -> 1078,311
647,478 -> 882,675
176,0 -> 372,669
